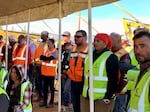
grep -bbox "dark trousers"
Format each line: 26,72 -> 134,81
43,75 -> 55,105
29,64 -> 35,89
35,64 -> 44,99
71,80 -> 82,112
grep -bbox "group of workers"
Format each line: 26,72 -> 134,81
0,27 -> 149,112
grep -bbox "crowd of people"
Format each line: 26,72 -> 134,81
0,28 -> 149,112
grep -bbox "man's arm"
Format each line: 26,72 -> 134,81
119,54 -> 136,73
105,54 -> 119,99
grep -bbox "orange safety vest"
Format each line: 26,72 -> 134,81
12,43 -> 27,66
67,45 -> 88,82
115,48 -> 129,94
41,48 -> 57,76
34,42 -> 47,65
0,42 -> 5,60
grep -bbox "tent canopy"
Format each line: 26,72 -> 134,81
0,0 -> 117,25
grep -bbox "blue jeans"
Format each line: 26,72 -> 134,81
61,77 -> 71,105
113,94 -> 128,112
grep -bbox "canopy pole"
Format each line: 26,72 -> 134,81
58,0 -> 62,112
88,0 -> 94,112
5,16 -> 8,70
25,9 -> 31,79
76,12 -> 81,30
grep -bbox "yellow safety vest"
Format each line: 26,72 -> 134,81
128,69 -> 150,112
82,51 -> 112,100
129,49 -> 138,66
20,81 -> 32,112
127,69 -> 139,90
0,87 -> 9,100
0,69 -> 8,90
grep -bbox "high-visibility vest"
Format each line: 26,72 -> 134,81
0,42 -> 5,60
129,49 -> 138,66
127,69 -> 139,90
67,45 -> 88,82
0,69 -> 8,90
124,46 -> 132,53
128,69 -> 150,112
12,44 -> 27,65
127,49 -> 140,91
34,42 -> 47,65
115,48 -> 129,93
41,48 -> 57,76
0,87 -> 9,100
20,81 -> 32,112
82,51 -> 112,100
115,48 -> 129,60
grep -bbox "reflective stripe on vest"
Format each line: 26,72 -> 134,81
41,48 -> 57,76
68,45 -> 88,82
129,69 -> 150,112
20,81 -> 32,112
115,48 -> 128,60
71,46 -> 88,58
13,44 -> 26,65
82,51 -> 112,100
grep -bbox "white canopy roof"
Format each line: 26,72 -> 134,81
0,0 -> 117,25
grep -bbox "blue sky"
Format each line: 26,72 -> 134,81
3,0 -> 150,36
80,0 -> 150,19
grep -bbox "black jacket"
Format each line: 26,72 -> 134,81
93,48 -> 119,100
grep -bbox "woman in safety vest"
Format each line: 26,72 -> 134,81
39,38 -> 58,108
6,65 -> 32,112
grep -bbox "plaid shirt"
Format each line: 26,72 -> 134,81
18,84 -> 32,110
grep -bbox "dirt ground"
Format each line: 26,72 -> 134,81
32,81 -> 73,112
32,92 -> 58,112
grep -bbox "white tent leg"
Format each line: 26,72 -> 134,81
88,0 -> 94,112
25,9 -> 31,79
5,16 -> 8,70
58,0 -> 62,112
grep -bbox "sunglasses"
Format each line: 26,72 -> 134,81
74,35 -> 83,38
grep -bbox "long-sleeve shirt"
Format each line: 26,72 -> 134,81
93,48 -> 119,99
119,54 -> 135,73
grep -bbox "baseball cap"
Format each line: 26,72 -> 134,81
62,31 -> 70,37
41,31 -> 49,35
64,41 -> 74,46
